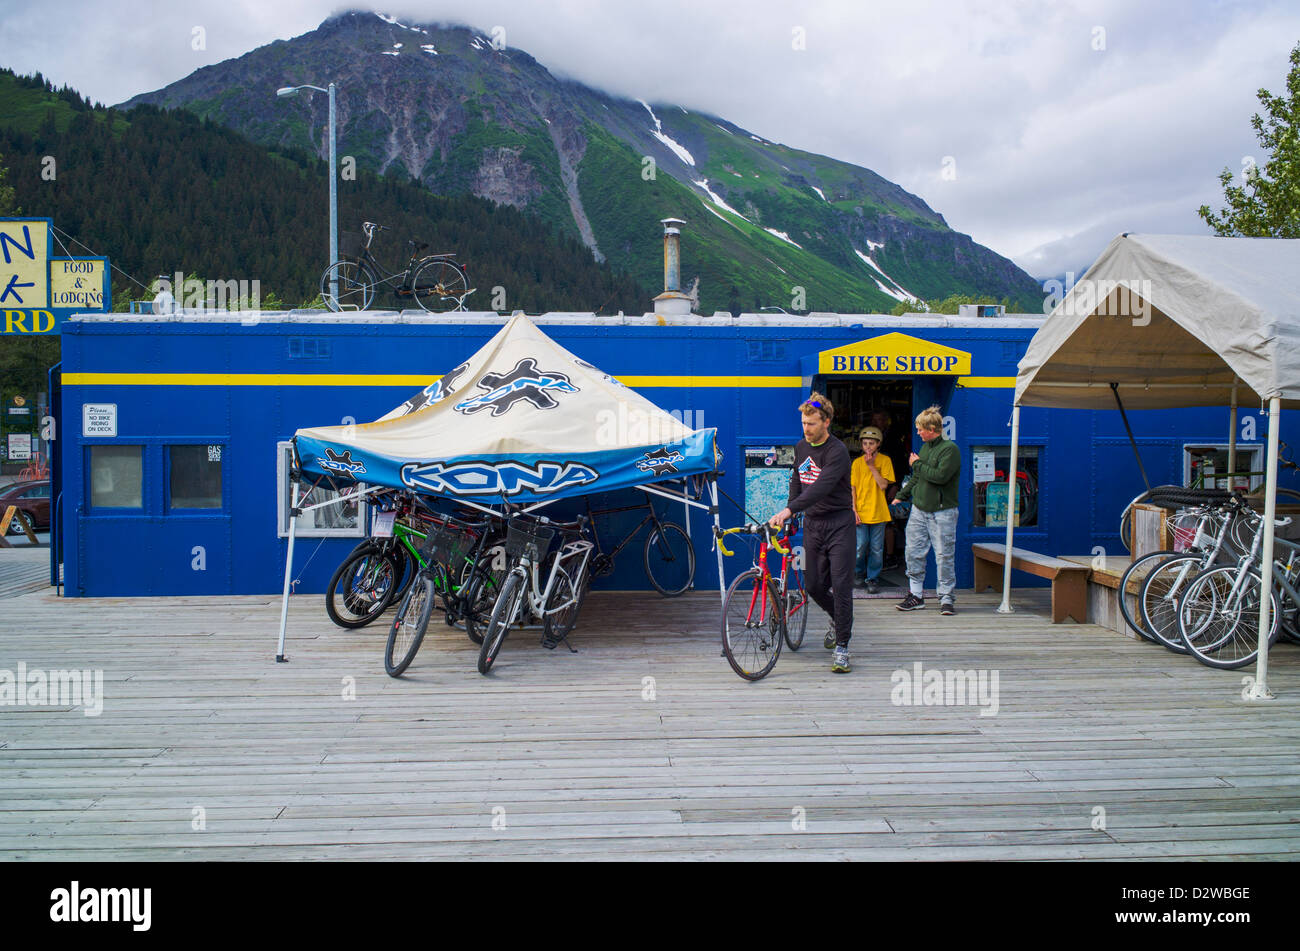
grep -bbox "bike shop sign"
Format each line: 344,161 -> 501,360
0,217 -> 110,334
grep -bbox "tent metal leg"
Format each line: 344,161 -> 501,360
997,404 -> 1020,614
710,480 -> 725,609
1227,382 -> 1239,480
276,481 -> 299,663
1247,396 -> 1281,701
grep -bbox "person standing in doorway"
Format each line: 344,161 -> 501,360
769,392 -> 856,673
895,405 -> 961,615
852,426 -> 895,594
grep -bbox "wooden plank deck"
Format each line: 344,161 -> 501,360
2,583 -> 1300,860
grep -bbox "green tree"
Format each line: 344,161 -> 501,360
1198,43 -> 1300,237
0,152 -> 18,214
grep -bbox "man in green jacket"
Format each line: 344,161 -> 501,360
895,405 -> 961,615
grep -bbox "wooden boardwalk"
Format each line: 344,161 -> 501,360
3,584 -> 1300,861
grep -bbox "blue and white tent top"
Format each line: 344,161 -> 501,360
292,313 -> 719,503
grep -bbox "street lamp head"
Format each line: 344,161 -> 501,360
276,86 -> 299,98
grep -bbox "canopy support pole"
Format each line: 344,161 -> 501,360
1247,396 -> 1281,701
1111,382 -> 1149,491
275,479 -> 300,663
997,404 -> 1021,614
1227,381 -> 1239,485
709,477 -> 725,610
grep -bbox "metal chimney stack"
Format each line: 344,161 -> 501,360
653,217 -> 693,316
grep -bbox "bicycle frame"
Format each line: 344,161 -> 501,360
585,494 -> 662,564
507,537 -> 594,625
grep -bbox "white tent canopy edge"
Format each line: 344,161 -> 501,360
1000,233 -> 1300,700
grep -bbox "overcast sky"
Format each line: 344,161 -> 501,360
3,0 -> 1298,278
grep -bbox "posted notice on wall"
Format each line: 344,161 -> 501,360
83,403 -> 117,437
7,433 -> 32,460
972,451 -> 995,483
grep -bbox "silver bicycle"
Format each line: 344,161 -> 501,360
477,515 -> 594,674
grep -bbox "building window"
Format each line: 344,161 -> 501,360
170,445 -> 224,510
90,445 -> 143,508
276,442 -> 366,538
1183,444 -> 1262,492
971,445 -> 1039,528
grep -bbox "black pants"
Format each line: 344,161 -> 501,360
803,515 -> 856,647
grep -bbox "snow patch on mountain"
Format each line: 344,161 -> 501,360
694,179 -> 747,219
764,228 -> 802,249
811,186 -> 828,202
639,100 -> 695,166
855,249 -> 920,303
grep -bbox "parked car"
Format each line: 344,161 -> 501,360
0,480 -> 50,532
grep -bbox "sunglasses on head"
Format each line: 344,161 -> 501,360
806,400 -> 822,409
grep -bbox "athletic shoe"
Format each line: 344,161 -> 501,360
940,601 -> 956,616
823,625 -> 836,650
831,646 -> 851,673
896,593 -> 925,611
866,579 -> 880,595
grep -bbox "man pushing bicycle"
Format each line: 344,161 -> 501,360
769,392 -> 856,673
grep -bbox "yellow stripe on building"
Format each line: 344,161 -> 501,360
62,372 -> 806,388
955,376 -> 1018,388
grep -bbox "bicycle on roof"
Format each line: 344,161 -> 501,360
320,220 -> 475,313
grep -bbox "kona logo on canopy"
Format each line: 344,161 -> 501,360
318,448 -> 366,476
400,459 -> 599,496
818,333 -> 971,375
454,358 -> 579,416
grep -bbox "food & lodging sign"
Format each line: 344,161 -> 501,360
1,218 -> 110,334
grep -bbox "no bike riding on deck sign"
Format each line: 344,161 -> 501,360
0,218 -> 110,334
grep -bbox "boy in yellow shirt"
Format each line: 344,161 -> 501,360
851,426 -> 895,594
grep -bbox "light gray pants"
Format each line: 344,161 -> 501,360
905,507 -> 958,602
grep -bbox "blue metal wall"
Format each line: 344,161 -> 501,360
58,315 -> 1300,597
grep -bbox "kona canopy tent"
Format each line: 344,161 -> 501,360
276,314 -> 722,660
1003,233 -> 1300,697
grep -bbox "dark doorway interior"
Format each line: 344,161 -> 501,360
821,377 -> 914,593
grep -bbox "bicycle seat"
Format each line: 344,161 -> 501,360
407,239 -> 430,253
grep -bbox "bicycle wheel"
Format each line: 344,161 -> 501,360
1177,565 -> 1280,669
478,571 -> 526,674
321,260 -> 375,312
542,566 -> 584,645
1138,553 -> 1206,653
783,568 -> 808,650
325,544 -> 399,629
1118,549 -> 1180,643
722,568 -> 784,681
385,574 -> 435,676
412,259 -> 468,313
463,545 -> 509,643
643,522 -> 695,597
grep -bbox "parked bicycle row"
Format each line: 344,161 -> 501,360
323,487 -> 696,676
1118,491 -> 1300,669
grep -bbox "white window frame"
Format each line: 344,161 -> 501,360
276,441 -> 367,538
1181,442 -> 1263,492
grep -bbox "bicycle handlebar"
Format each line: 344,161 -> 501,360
714,523 -> 790,558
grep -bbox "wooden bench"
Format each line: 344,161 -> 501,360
972,543 -> 1089,623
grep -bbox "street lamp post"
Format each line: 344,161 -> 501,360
276,82 -> 337,304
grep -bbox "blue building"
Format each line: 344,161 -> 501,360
54,311 -> 1299,597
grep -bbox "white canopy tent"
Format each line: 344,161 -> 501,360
1001,233 -> 1300,698
275,315 -> 724,661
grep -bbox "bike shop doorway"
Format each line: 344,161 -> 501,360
804,332 -> 967,593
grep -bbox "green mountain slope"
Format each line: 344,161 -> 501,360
120,11 -> 1044,314
0,68 -> 649,313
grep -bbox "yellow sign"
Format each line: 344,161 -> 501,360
0,219 -> 50,310
50,258 -> 106,310
818,332 -> 972,376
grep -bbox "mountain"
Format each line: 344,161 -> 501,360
121,10 -> 1044,315
0,67 -> 648,313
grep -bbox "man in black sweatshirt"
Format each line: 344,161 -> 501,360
769,392 -> 856,673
